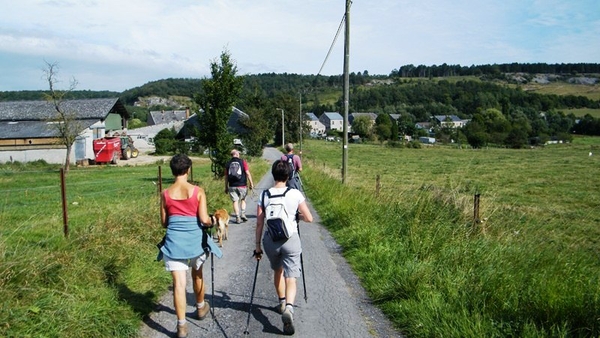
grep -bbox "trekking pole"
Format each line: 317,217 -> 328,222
297,173 -> 305,194
296,212 -> 307,303
211,252 -> 215,318
243,254 -> 261,335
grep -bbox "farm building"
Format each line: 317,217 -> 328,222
419,136 -> 436,144
0,98 -> 128,164
147,108 -> 190,126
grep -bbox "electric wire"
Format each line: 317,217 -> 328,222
316,1 -> 352,76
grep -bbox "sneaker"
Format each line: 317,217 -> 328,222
197,301 -> 210,320
236,216 -> 241,224
176,322 -> 188,338
276,302 -> 286,314
241,213 -> 248,222
282,308 -> 295,335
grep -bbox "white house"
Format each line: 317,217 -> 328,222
305,113 -> 325,137
433,115 -> 468,128
319,112 -> 346,132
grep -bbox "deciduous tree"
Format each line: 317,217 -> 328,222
195,50 -> 243,177
43,61 -> 81,172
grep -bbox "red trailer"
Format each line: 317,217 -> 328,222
93,137 -> 122,164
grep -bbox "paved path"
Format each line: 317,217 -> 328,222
139,147 -> 401,338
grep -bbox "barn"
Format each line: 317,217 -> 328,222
0,98 -> 128,164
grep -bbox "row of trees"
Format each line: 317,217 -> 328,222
349,106 -> 578,149
390,63 -> 600,78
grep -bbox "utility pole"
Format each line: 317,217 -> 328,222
277,108 -> 285,147
342,0 -> 350,184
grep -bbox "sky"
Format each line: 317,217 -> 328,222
0,0 -> 598,92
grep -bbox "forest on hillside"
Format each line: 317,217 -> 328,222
1,62 -> 599,149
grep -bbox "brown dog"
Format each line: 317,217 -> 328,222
213,209 -> 229,247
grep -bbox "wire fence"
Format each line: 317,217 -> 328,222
0,166 -> 162,237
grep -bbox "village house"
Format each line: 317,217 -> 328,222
348,112 -> 377,133
305,112 -> 326,137
319,112 -> 346,132
178,106 -> 250,140
433,115 -> 468,128
0,98 -> 128,164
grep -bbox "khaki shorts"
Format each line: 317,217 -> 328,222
263,232 -> 302,278
228,186 -> 248,202
164,253 -> 207,271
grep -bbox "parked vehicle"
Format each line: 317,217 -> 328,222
92,136 -> 139,164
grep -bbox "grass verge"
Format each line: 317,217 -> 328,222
0,156 -> 270,337
301,138 -> 600,337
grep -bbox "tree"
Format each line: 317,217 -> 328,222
375,113 -> 392,141
43,61 -> 82,172
195,50 -> 243,177
351,115 -> 372,138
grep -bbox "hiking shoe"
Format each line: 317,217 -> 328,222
176,322 -> 188,338
282,308 -> 295,335
236,216 -> 241,224
276,302 -> 286,314
197,301 -> 210,320
241,213 -> 248,222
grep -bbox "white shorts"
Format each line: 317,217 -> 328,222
164,253 -> 207,271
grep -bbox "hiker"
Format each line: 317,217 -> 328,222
158,154 -> 217,338
254,160 -> 313,335
280,143 -> 302,191
225,149 -> 255,224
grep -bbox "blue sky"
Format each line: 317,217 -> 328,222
0,0 -> 598,92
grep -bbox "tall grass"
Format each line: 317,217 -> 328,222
301,138 -> 600,337
0,157 -> 270,337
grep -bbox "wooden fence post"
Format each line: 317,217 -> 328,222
158,165 -> 163,196
60,168 -> 68,238
474,193 -> 481,224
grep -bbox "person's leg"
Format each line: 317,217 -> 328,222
240,188 -> 248,221
192,266 -> 205,303
240,198 -> 247,220
280,236 -> 301,335
171,270 -> 188,320
274,266 -> 285,298
192,265 -> 210,319
282,277 -> 297,335
284,277 -> 297,306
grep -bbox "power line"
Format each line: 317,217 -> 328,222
316,1 -> 352,76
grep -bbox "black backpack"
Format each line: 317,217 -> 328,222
285,154 -> 296,180
227,159 -> 243,182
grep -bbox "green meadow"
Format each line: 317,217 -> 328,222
0,158 -> 269,337
1,138 -> 599,337
300,137 -> 599,337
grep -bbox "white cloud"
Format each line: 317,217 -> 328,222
0,0 -> 598,91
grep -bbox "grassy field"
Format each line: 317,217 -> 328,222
563,108 -> 600,118
0,156 -> 270,337
522,82 -> 600,101
2,140 -> 599,337
300,137 -> 600,337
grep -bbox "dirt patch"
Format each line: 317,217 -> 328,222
116,153 -> 170,166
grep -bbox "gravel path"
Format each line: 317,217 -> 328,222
138,147 -> 402,338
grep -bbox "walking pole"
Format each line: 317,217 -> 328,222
211,252 -> 215,317
296,213 -> 308,303
243,254 -> 261,335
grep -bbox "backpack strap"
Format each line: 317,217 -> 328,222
261,187 -> 291,211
